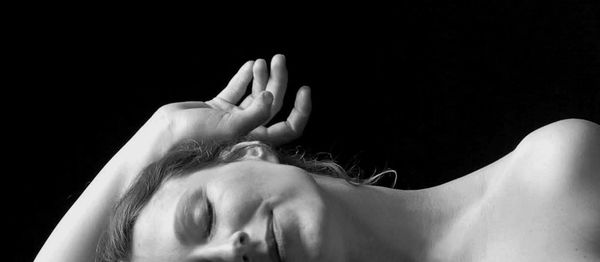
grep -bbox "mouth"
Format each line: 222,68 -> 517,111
269,211 -> 285,262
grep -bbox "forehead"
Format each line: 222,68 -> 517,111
131,176 -> 192,260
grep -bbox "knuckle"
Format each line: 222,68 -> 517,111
286,122 -> 301,138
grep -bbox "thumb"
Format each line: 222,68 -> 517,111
227,91 -> 273,134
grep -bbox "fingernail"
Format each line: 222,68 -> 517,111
262,91 -> 273,104
275,54 -> 285,64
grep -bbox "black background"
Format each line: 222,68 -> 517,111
17,3 -> 599,261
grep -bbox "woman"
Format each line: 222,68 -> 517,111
35,54 -> 600,262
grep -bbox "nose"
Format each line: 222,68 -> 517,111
230,231 -> 250,261
204,231 -> 251,262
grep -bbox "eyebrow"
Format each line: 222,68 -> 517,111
174,187 -> 209,245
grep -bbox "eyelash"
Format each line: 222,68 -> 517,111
206,198 -> 216,240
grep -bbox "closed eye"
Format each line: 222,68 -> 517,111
206,198 -> 216,240
175,188 -> 216,244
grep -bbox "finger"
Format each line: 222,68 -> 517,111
238,93 -> 255,110
238,59 -> 268,110
252,86 -> 311,145
216,60 -> 254,104
252,59 -> 268,94
265,54 -> 288,116
224,91 -> 274,135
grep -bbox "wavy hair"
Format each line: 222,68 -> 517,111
96,136 -> 397,262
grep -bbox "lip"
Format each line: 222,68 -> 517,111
269,211 -> 285,262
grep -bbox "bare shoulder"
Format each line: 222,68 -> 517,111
520,118 -> 600,148
513,118 -> 600,192
502,118 -> 600,260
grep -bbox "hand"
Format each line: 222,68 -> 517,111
34,55 -> 311,262
153,54 -> 311,150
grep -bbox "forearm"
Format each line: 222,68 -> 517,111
34,156 -> 130,262
34,54 -> 302,261
35,117 -> 171,262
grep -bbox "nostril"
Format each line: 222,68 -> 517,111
238,233 -> 248,245
233,231 -> 250,260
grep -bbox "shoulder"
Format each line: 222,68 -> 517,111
520,118 -> 600,149
512,118 -> 600,191
473,119 -> 600,260
509,118 -> 600,250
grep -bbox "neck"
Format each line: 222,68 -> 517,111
312,174 -> 488,262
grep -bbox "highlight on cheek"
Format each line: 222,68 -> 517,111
174,188 -> 211,245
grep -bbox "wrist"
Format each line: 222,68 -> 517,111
103,115 -> 175,195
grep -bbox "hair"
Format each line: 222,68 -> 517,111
96,136 -> 397,262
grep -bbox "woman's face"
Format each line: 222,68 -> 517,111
132,148 -> 342,262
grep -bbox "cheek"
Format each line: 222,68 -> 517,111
206,165 -> 323,227
207,172 -> 305,219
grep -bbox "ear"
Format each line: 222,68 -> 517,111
235,141 -> 280,163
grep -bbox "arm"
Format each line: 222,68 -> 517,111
34,54 -> 311,262
33,144 -> 153,262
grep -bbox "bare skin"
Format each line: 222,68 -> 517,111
312,118 -> 599,262
131,119 -> 599,262
306,118 -> 600,262
35,52 -> 599,261
458,118 -> 600,262
35,54 -> 312,262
